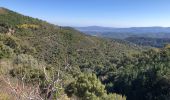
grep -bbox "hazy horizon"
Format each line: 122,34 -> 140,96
72,25 -> 170,28
1,0 -> 170,27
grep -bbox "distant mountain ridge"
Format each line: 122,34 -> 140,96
75,26 -> 170,39
76,26 -> 170,33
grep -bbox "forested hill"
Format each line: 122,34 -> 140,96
0,7 -> 143,71
126,37 -> 170,48
0,7 -> 170,100
0,7 -> 143,100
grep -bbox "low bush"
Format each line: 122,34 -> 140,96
0,42 -> 13,59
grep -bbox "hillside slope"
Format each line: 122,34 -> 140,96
0,7 -> 143,71
0,7 -> 144,99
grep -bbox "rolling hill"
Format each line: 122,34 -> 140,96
0,7 -> 144,68
0,7 -> 144,100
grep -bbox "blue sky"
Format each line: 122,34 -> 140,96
1,0 -> 170,27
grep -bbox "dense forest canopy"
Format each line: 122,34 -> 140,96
126,37 -> 170,48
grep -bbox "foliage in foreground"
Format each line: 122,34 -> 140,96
65,73 -> 126,100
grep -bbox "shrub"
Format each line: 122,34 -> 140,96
10,54 -> 46,84
102,93 -> 126,100
9,66 -> 45,84
65,73 -> 125,100
65,73 -> 105,99
0,42 -> 13,59
13,54 -> 38,68
17,24 -> 39,29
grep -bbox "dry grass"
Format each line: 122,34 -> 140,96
0,93 -> 13,100
0,76 -> 17,100
0,75 -> 44,100
0,8 -> 7,14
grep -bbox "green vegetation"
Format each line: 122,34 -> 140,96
126,37 -> 170,48
17,24 -> 39,29
1,7 -> 170,100
65,73 -> 106,99
65,73 -> 126,100
98,47 -> 170,100
0,7 -> 132,100
0,42 -> 13,59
